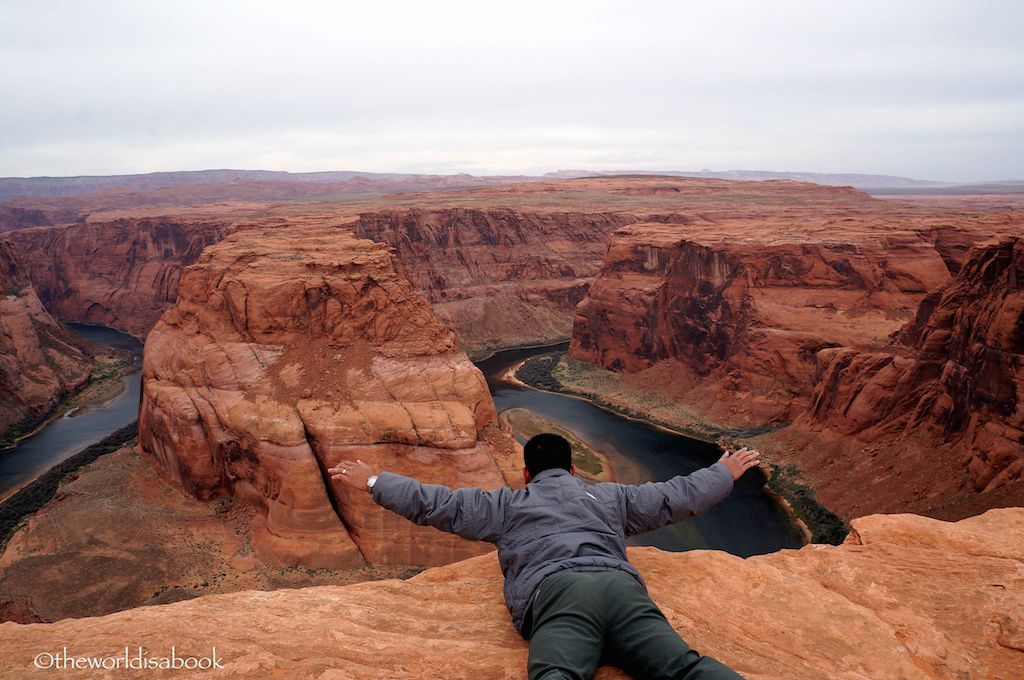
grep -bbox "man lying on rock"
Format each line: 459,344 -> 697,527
329,433 -> 759,680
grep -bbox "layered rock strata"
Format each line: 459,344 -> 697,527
568,211 -> 1024,517
3,218 -> 235,338
1,508 -> 1020,679
138,227 -> 519,569
0,240 -> 93,436
6,177 -> 1005,356
802,237 -> 1023,501
570,221 -> 954,425
353,208 -> 636,352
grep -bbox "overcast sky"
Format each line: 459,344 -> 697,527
2,0 -> 1022,181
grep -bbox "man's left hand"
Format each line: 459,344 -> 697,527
328,459 -> 375,492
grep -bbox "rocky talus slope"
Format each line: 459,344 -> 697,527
0,507 -> 1020,679
138,227 -> 520,569
0,240 -> 93,436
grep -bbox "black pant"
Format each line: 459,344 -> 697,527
523,570 -> 743,680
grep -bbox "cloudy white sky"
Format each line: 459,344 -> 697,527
2,0 -> 1022,181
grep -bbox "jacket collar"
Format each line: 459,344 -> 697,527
530,467 -> 572,483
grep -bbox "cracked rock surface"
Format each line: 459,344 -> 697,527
139,227 -> 520,569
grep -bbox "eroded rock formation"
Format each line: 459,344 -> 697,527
0,240 -> 92,437
566,204 -> 1024,517
138,227 -> 520,569
353,208 -> 635,353
803,237 -> 1023,499
1,508 -> 1020,679
3,218 -> 235,338
570,221 -> 955,426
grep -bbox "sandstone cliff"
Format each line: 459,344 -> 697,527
570,220 -> 955,426
1,507 -> 1020,679
798,237 -> 1023,510
138,227 -> 520,569
566,209 -> 1024,518
3,177 -> 974,357
0,240 -> 93,438
3,218 -> 235,338
353,208 -> 636,353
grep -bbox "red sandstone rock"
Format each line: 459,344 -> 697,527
803,237 -> 1024,499
0,240 -> 92,435
3,177 -> 1018,514
0,445 -> 420,624
570,220 -> 957,425
7,176 -> 1008,357
0,206 -> 630,354
0,173 -> 546,229
4,218 -> 235,338
353,208 -> 635,352
1,507 -> 1020,679
566,204 -> 1023,517
138,227 -> 520,569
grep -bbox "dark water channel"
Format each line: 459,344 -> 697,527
1,328 -> 805,557
0,324 -> 142,501
476,343 -> 806,557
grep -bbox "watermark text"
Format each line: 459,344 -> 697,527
33,646 -> 224,671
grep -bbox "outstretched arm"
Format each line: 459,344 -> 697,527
620,447 -> 761,536
328,459 -> 507,543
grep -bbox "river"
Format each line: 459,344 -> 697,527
0,324 -> 142,501
1,329 -> 805,557
476,344 -> 806,557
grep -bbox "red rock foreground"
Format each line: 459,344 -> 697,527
0,507 -> 1020,679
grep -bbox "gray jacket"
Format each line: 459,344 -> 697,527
371,462 -> 734,636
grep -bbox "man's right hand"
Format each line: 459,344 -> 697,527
328,459 -> 376,492
717,447 -> 762,480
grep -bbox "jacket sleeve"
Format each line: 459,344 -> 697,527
618,462 -> 734,536
370,471 -> 508,543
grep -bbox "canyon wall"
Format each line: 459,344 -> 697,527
0,241 -> 93,437
567,209 -> 1024,516
3,218 -> 236,339
353,208 -> 636,353
2,507 -> 1020,679
570,222 -> 952,426
138,227 -> 520,569
2,207 -> 636,353
800,237 -> 1023,506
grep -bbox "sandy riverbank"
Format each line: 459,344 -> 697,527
498,407 -> 616,482
2,348 -> 138,451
